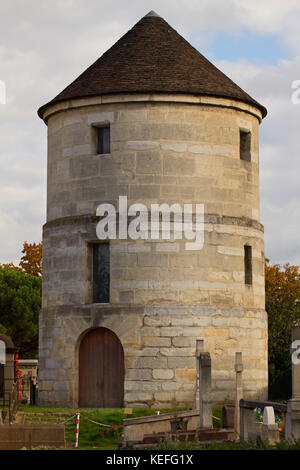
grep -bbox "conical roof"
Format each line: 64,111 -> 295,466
38,11 -> 267,118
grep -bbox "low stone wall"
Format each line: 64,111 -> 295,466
0,424 -> 65,450
123,409 -> 200,444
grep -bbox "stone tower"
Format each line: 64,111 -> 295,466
38,11 -> 268,408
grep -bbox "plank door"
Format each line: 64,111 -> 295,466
79,328 -> 124,408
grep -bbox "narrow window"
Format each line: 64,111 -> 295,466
244,245 -> 252,285
93,243 -> 110,303
240,130 -> 251,161
97,126 -> 110,154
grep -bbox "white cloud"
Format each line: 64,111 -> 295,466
215,56 -> 300,265
0,0 -> 299,266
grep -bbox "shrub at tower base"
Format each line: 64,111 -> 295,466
0,265 -> 41,358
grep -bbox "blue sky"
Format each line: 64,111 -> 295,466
201,30 -> 287,65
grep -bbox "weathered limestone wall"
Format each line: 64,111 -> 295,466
39,95 -> 268,407
45,97 -> 261,223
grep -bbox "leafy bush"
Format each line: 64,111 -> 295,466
0,265 -> 41,357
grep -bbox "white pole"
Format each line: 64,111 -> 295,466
75,412 -> 80,448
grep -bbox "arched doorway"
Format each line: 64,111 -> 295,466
79,328 -> 124,408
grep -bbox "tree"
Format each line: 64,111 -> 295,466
2,241 -> 42,277
0,241 -> 42,357
19,241 -> 42,277
265,261 -> 300,399
0,265 -> 41,357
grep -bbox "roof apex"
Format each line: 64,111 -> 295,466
144,10 -> 162,18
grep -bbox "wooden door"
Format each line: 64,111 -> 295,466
79,328 -> 124,408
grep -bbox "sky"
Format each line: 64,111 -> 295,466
0,0 -> 299,266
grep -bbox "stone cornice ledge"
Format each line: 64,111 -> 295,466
41,93 -> 263,123
43,213 -> 264,232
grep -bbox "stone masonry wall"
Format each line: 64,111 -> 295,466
39,303 -> 267,408
39,95 -> 268,407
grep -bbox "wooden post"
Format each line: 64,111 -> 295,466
193,339 -> 204,409
199,352 -> 212,428
234,352 -> 243,436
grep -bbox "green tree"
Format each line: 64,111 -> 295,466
265,261 -> 300,399
0,265 -> 41,357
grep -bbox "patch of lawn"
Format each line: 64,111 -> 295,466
19,405 -> 188,450
19,405 -> 80,414
212,407 -> 222,428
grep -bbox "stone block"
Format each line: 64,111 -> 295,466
154,391 -> 174,402
175,369 -> 196,383
152,369 -> 174,380
42,381 -> 53,392
168,357 -> 196,368
163,154 -> 195,175
125,381 -> 160,392
171,317 -> 197,326
172,337 -> 196,347
111,253 -> 137,267
126,140 -> 159,150
138,348 -> 159,357
140,326 -> 161,337
126,392 -> 153,402
135,357 -> 168,369
53,381 -> 69,391
136,151 -> 161,174
52,390 -> 69,403
143,316 -> 171,327
155,243 -> 180,252
88,111 -> 114,124
126,369 -> 153,381
160,347 -> 194,357
129,184 -> 161,199
119,291 -> 134,303
161,142 -> 187,153
137,254 -> 169,267
45,358 -> 65,369
161,382 -> 181,391
174,391 -> 194,402
160,326 -> 185,337
142,337 -> 171,347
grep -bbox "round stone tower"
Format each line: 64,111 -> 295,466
38,11 -> 268,408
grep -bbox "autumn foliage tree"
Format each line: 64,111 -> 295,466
265,261 -> 300,398
2,241 -> 42,277
19,242 -> 42,277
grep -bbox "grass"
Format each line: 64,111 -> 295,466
18,405 -> 188,450
212,407 -> 222,428
16,405 -> 294,451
